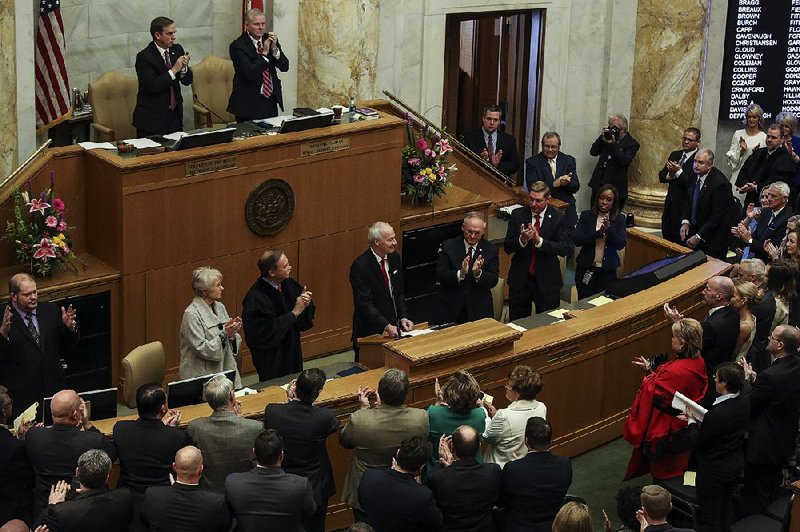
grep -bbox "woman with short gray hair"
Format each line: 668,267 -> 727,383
179,267 -> 242,387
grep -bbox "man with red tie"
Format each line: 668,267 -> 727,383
461,104 -> 520,179
132,17 -> 193,137
349,222 -> 413,359
227,8 -> 289,121
504,181 -> 573,320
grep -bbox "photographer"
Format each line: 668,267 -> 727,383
588,114 -> 640,210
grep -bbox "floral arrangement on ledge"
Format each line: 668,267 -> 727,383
401,113 -> 457,205
5,172 -> 79,277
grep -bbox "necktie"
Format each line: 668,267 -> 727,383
26,313 -> 40,347
679,152 -> 686,166
163,51 -> 176,111
380,258 -> 389,287
487,134 -> 494,158
257,41 -> 273,99
528,214 -> 541,276
467,247 -> 474,261
691,178 -> 702,226
548,158 -> 557,179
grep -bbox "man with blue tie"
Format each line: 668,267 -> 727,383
680,149 -> 733,260
524,132 -> 580,229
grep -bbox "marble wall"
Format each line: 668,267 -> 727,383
1,0 -> 17,179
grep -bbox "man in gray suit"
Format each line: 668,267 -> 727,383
339,368 -> 429,522
187,375 -> 262,492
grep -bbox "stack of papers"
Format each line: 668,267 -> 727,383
78,141 -> 116,150
672,391 -> 707,422
13,401 -> 38,434
121,138 -> 162,149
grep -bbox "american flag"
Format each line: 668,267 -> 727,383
242,0 -> 265,31
35,0 -> 70,130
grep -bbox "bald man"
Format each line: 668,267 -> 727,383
25,390 -> 116,517
141,446 -> 230,531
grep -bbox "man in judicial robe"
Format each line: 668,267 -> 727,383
242,250 -> 315,382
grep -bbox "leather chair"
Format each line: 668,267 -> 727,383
120,341 -> 165,408
88,71 -> 138,142
191,55 -> 235,128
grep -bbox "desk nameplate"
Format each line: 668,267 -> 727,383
300,137 -> 351,157
185,156 -> 238,177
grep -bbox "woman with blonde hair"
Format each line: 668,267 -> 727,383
623,318 -> 707,480
551,502 -> 593,532
731,280 -> 764,361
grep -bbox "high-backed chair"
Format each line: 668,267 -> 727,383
191,55 -> 235,128
88,71 -> 138,142
120,341 -> 165,408
491,277 -> 507,322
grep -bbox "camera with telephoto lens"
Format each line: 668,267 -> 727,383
603,126 -> 620,141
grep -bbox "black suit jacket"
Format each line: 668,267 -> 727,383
682,167 -> 734,260
525,152 -> 580,228
427,458 -> 502,532
461,129 -> 520,177
702,306 -> 740,373
350,249 -> 408,341
0,302 -> 79,420
746,354 -> 800,465
499,451 -> 572,532
503,206 -> 572,292
141,482 -> 230,532
38,487 -> 132,532
225,466 -> 316,532
263,400 -> 339,508
747,206 -> 792,263
572,211 -> 627,271
588,133 -> 640,201
747,287 -> 777,372
736,146 -> 796,206
643,524 -> 695,532
694,394 -> 749,482
0,426 -> 33,525
241,277 -> 314,380
658,149 -> 696,244
359,467 -> 443,532
132,42 -> 193,134
26,424 -> 116,517
227,32 -> 289,120
112,418 -> 191,494
436,236 -> 499,324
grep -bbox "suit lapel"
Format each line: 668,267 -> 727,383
12,307 -> 41,351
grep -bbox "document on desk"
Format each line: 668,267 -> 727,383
672,391 -> 707,422
588,295 -> 614,307
122,138 -> 162,149
78,142 -> 116,150
506,322 -> 527,332
163,131 -> 188,141
683,471 -> 697,487
403,328 -> 434,337
547,308 -> 571,319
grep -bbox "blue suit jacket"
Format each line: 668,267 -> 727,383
571,210 -> 626,271
524,152 -> 580,227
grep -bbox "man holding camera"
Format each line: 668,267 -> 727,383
588,115 -> 640,210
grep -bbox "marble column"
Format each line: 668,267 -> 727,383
0,0 -> 17,178
626,0 -> 708,228
297,0 -> 380,107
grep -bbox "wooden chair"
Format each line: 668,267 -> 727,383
191,55 -> 235,128
88,71 -> 138,142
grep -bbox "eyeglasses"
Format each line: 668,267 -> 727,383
769,335 -> 783,344
682,136 -> 699,142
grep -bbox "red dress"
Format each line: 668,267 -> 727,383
623,355 -> 708,480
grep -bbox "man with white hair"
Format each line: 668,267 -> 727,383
349,222 -> 413,360
732,181 -> 792,262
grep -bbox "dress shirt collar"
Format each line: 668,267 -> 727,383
370,248 -> 387,263
155,43 -> 171,58
712,392 -> 739,406
531,205 -> 548,220
683,147 -> 698,159
708,305 -> 726,316
175,480 -> 200,486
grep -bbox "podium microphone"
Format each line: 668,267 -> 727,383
192,94 -> 229,126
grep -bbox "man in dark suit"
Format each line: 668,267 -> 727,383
428,425 -> 502,532
112,383 -> 190,531
242,250 -> 315,381
339,369 -> 429,522
141,445 -> 231,532
264,369 -> 338,532
679,148 -> 734,260
736,124 -> 797,207
0,273 -> 78,420
504,181 -> 573,320
0,387 -> 33,526
36,449 -> 131,531
635,485 -> 694,532
589,114 -> 640,209
691,363 -> 749,532
358,435 -> 443,531
658,127 -> 700,244
350,222 -> 413,356
498,417 -> 572,532
25,389 -> 116,518
225,429 -> 316,532
740,325 -> 800,515
227,8 -> 289,121
187,375 -> 262,492
732,181 -> 792,263
461,104 -> 520,179
436,211 -> 499,324
132,17 -> 193,137
738,259 -> 776,372
525,131 -> 580,228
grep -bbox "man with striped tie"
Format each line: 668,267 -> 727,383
228,8 -> 289,122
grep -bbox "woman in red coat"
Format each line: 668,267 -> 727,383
623,318 -> 708,480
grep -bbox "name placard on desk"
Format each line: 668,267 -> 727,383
185,156 -> 238,177
301,137 -> 350,157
